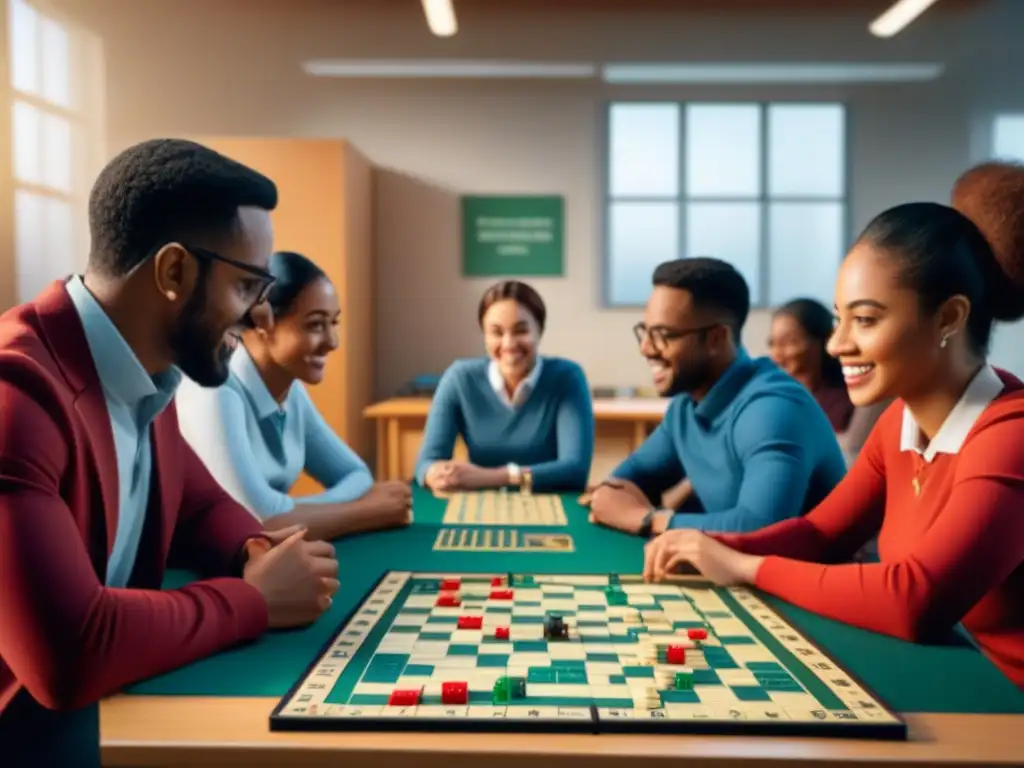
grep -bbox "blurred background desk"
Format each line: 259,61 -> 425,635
363,396 -> 667,484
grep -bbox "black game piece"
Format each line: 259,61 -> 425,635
544,614 -> 568,640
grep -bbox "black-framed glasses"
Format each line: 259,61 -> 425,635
184,244 -> 277,305
632,321 -> 718,351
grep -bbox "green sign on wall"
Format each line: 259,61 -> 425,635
461,195 -> 564,277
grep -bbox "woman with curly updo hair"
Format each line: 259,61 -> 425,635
643,161 -> 1024,689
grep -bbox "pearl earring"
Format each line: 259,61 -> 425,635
940,332 -> 951,348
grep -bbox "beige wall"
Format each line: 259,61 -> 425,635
50,0 -> 1024,396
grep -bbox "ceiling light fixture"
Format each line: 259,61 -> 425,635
302,60 -> 596,78
422,0 -> 457,37
869,0 -> 941,38
601,62 -> 944,84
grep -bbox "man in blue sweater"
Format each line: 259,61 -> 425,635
590,258 -> 846,537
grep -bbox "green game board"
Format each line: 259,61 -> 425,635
270,571 -> 907,739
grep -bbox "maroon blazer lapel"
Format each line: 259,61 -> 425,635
32,279 -> 121,570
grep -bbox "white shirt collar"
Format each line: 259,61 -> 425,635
488,357 -> 543,407
900,364 -> 1004,462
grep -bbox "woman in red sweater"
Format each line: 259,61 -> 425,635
644,161 -> 1024,688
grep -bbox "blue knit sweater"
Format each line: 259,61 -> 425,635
414,356 -> 594,491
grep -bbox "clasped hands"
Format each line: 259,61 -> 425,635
242,525 -> 340,629
425,460 -> 491,492
586,479 -> 762,587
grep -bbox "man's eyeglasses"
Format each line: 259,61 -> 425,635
632,322 -> 718,352
184,244 -> 277,306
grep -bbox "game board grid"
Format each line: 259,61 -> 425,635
272,572 -> 904,735
442,492 -> 568,527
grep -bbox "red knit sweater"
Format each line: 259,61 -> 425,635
719,372 -> 1024,688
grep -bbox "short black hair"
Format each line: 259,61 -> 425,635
857,200 -> 1024,358
774,297 -> 844,388
652,257 -> 750,339
477,280 -> 547,332
87,138 -> 278,277
265,251 -> 329,316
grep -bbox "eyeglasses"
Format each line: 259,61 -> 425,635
184,244 -> 277,305
632,321 -> 718,352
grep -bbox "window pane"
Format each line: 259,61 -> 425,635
685,104 -> 760,197
40,15 -> 72,108
10,0 -> 39,95
608,202 -> 678,305
14,190 -> 46,301
994,115 -> 1024,162
686,203 -> 761,299
768,104 -> 845,197
609,103 -> 679,197
44,196 -> 75,272
41,112 -> 73,192
768,202 -> 845,307
12,100 -> 42,184
15,191 -> 76,302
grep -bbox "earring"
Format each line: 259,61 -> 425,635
940,332 -> 951,348
166,290 -> 177,301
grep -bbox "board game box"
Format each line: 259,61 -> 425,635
270,571 -> 906,739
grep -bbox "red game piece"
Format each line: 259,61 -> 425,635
490,589 -> 514,600
441,681 -> 468,705
441,578 -> 461,591
491,576 -> 505,586
666,645 -> 686,664
687,628 -> 708,640
436,594 -> 461,607
457,615 -> 483,629
388,689 -> 420,706
494,626 -> 510,640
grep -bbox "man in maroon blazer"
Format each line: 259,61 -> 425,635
0,139 -> 339,765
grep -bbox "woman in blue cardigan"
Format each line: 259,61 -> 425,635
176,251 -> 412,541
415,280 -> 595,493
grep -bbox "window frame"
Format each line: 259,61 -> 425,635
601,99 -> 852,309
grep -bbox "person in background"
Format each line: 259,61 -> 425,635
176,250 -> 412,542
0,139 -> 337,765
589,258 -> 847,537
644,162 -> 1024,689
769,297 -> 889,464
414,280 -> 594,493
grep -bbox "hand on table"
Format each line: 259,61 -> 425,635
363,481 -> 413,528
426,461 -> 489,492
589,481 -> 655,534
643,529 -> 763,587
243,526 -> 340,628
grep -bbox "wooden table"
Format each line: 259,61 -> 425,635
99,698 -> 1024,767
363,396 -> 669,483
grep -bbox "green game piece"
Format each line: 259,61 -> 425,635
605,588 -> 629,606
492,675 -> 526,703
675,671 -> 694,690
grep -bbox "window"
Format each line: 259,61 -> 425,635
993,114 -> 1024,162
9,0 -> 104,303
604,101 -> 847,308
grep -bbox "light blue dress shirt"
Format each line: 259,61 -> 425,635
175,345 -> 375,520
65,276 -> 181,588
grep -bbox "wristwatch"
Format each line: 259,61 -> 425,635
521,467 -> 534,495
637,508 -> 669,538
